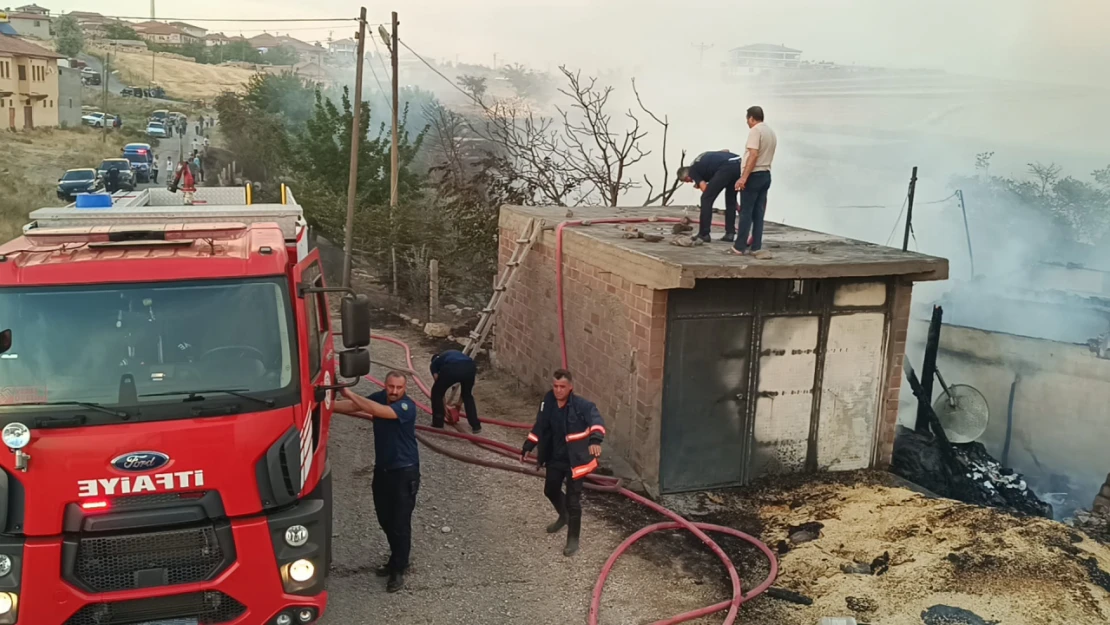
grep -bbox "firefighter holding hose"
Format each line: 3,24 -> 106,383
521,368 -> 605,556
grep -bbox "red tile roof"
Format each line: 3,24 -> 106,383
0,33 -> 63,58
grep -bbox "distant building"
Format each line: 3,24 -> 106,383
65,11 -> 115,39
13,4 -> 49,15
0,32 -> 62,129
1,10 -> 52,39
728,43 -> 803,70
328,37 -> 356,56
249,33 -> 325,65
133,21 -> 201,46
263,59 -> 329,86
169,21 -> 206,39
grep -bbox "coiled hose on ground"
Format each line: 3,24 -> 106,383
340,331 -> 778,625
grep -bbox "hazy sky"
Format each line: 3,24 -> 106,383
49,0 -> 1110,84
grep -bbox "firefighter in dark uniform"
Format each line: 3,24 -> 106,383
429,349 -> 481,433
677,150 -> 743,243
520,368 -> 605,556
335,372 -> 420,593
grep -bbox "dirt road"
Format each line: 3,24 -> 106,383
319,319 -> 730,625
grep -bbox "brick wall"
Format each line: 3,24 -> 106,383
875,280 -> 914,466
494,218 -> 668,486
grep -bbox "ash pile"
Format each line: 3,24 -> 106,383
892,427 -> 1053,518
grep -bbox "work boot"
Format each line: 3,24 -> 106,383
720,233 -> 735,242
546,511 -> 568,534
472,425 -> 482,435
563,518 -> 581,556
386,570 -> 405,593
375,564 -> 391,577
692,234 -> 711,244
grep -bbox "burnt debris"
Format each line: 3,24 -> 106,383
892,427 -> 1053,518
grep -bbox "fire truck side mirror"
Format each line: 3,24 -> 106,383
0,329 -> 10,355
338,348 -> 371,379
340,294 -> 371,348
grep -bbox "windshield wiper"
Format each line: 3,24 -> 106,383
5,401 -> 128,418
139,389 -> 276,408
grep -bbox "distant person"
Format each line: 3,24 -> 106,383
192,154 -> 203,183
113,115 -> 121,129
677,149 -> 742,243
165,156 -> 173,177
731,106 -> 777,259
151,157 -> 159,184
105,166 -> 120,193
429,349 -> 481,433
203,136 -> 209,153
191,137 -> 198,153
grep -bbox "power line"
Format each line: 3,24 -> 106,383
397,37 -> 486,108
367,33 -> 393,114
884,196 -> 909,247
96,15 -> 360,23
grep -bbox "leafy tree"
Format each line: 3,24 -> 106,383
243,73 -> 318,130
103,22 -> 141,41
261,45 -> 299,66
456,74 -> 487,102
54,15 -> 84,57
212,91 -> 290,181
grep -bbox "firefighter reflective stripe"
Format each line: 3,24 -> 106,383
566,430 -> 590,442
589,425 -> 606,436
527,432 -> 539,443
572,458 -> 598,479
300,410 -> 314,492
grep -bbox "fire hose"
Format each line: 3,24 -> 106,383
340,332 -> 778,625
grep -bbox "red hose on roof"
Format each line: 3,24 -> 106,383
341,332 -> 777,624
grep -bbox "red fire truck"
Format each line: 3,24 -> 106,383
0,186 -> 369,625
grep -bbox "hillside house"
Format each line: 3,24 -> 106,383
263,60 -> 329,86
2,9 -> 51,39
495,205 -> 948,494
169,21 -> 206,39
66,11 -> 116,39
249,33 -> 325,65
0,32 -> 61,129
57,62 -> 78,126
133,21 -> 201,46
328,37 -> 357,60
13,4 -> 48,15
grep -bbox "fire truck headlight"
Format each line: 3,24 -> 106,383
0,592 -> 14,615
284,525 -> 309,547
288,559 -> 315,583
1,423 -> 30,450
0,555 -> 11,577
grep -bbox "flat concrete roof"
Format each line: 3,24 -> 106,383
502,205 -> 949,290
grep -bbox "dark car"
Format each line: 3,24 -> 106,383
120,86 -> 146,98
57,168 -> 102,201
97,158 -> 136,192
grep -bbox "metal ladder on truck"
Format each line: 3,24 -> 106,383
445,217 -> 540,416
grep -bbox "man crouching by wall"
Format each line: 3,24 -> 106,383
520,369 -> 605,556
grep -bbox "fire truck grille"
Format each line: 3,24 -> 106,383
64,590 -> 246,625
74,525 -> 227,592
111,490 -> 211,510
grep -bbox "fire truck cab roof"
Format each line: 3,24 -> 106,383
0,186 -> 311,286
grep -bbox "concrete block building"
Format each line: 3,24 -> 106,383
494,205 -> 948,494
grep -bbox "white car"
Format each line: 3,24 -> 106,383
146,121 -> 168,138
81,112 -> 117,128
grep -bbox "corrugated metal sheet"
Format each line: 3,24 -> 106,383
817,312 -> 886,470
751,316 -> 819,476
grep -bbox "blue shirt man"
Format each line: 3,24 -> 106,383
677,150 -> 743,242
429,349 -> 481,433
335,371 -> 420,592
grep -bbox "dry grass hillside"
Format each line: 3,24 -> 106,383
97,48 -> 256,100
0,128 -> 137,242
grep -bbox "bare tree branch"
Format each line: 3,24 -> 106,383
632,78 -> 685,206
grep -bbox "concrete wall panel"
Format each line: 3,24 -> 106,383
818,312 -> 885,470
751,315 -> 818,476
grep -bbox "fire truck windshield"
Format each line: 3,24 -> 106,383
0,277 -> 298,424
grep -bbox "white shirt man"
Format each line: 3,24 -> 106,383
730,106 -> 777,258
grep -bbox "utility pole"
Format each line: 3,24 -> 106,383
389,11 -> 399,209
902,166 -> 918,252
102,50 -> 110,142
956,189 -> 975,279
150,0 -> 156,86
692,42 -> 713,66
340,7 -> 368,289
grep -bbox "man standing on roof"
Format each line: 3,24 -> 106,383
333,372 -> 420,593
429,349 -> 482,433
521,369 -> 605,557
677,149 -> 743,243
731,106 -> 778,259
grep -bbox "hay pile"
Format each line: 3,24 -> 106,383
663,473 -> 1110,625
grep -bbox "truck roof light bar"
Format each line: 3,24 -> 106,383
24,223 -> 249,246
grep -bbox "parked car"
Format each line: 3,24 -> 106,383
149,109 -> 169,123
97,158 -> 136,191
145,86 -> 167,99
146,120 -> 168,138
120,86 -> 146,98
56,168 -> 102,201
79,67 -> 100,86
81,112 -> 117,128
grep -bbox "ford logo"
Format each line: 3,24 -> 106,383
111,451 -> 170,472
